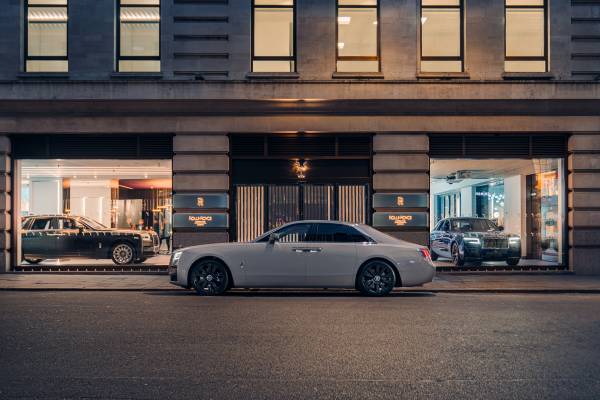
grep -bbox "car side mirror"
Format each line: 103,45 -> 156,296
269,233 -> 280,244
498,226 -> 504,231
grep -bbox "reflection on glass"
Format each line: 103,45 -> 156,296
118,0 -> 160,72
18,159 -> 173,266
26,1 -> 68,72
420,1 -> 462,72
253,1 -> 295,72
337,0 -> 378,72
430,158 -> 565,265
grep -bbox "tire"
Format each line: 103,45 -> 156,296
136,257 -> 148,264
189,259 -> 230,296
111,242 -> 136,265
357,260 -> 396,297
430,249 -> 438,261
506,258 -> 520,266
451,243 -> 465,267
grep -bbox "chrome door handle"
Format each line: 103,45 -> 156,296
306,248 -> 322,253
292,248 -> 305,253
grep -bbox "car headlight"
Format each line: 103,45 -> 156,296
171,251 -> 183,265
463,237 -> 481,245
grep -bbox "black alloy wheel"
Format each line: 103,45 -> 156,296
451,243 -> 465,267
506,258 -> 520,266
357,260 -> 396,297
190,260 -> 230,296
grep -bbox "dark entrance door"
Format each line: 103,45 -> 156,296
234,184 -> 368,242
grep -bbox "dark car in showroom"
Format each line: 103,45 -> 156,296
430,217 -> 521,266
21,215 -> 159,265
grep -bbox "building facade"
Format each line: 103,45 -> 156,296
0,0 -> 599,273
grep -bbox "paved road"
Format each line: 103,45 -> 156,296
0,291 -> 599,399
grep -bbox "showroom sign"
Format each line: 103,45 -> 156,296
173,193 -> 228,210
372,193 -> 428,209
173,213 -> 229,230
372,212 -> 428,228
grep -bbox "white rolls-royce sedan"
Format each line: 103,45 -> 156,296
169,220 -> 435,296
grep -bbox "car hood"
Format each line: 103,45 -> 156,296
462,231 -> 517,239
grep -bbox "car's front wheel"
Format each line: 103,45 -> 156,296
451,243 -> 465,267
111,243 -> 135,265
189,259 -> 230,296
506,258 -> 520,266
357,260 -> 396,297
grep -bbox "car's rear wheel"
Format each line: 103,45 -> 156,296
357,260 -> 396,297
111,243 -> 135,265
506,258 -> 520,266
451,243 -> 465,267
189,259 -> 230,296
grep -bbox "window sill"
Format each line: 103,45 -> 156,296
17,72 -> 69,79
502,72 -> 554,80
246,72 -> 300,79
417,72 -> 470,80
110,72 -> 163,79
332,72 -> 384,79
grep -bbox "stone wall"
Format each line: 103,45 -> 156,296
0,136 -> 11,272
568,134 -> 600,275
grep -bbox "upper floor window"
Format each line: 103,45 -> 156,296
252,0 -> 295,72
420,0 -> 463,73
336,0 -> 379,73
118,0 -> 160,72
25,0 -> 68,72
505,0 -> 547,72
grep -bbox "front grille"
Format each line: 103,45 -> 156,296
483,238 -> 508,249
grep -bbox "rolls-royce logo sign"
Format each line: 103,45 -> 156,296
188,215 -> 212,227
173,213 -> 228,230
196,197 -> 205,208
373,193 -> 427,209
396,196 -> 405,207
373,212 -> 428,229
173,193 -> 228,210
389,214 -> 412,226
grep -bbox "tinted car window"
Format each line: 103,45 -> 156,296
274,223 -> 312,243
60,218 -> 79,229
30,218 -> 50,230
441,220 -> 449,231
451,219 -> 497,232
311,223 -> 367,243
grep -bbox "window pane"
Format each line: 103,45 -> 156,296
120,18 -> 160,56
252,60 -> 295,72
506,0 -> 544,5
506,9 -> 544,57
26,60 -> 68,72
421,8 -> 460,57
422,0 -> 460,5
28,7 -> 67,57
254,8 -> 294,57
119,60 -> 160,72
28,0 -> 67,4
337,60 -> 378,72
505,60 -> 546,72
121,0 -> 160,4
255,0 -> 293,4
337,8 -> 377,57
339,0 -> 377,5
421,60 -> 462,72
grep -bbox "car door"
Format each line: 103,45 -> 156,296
242,223 -> 312,287
304,223 -> 359,288
431,220 -> 448,256
58,217 -> 90,257
438,220 -> 454,256
22,217 -> 57,259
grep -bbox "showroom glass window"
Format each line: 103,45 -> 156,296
336,0 -> 379,73
252,0 -> 295,72
25,0 -> 68,72
505,0 -> 547,72
420,0 -> 463,73
118,0 -> 161,72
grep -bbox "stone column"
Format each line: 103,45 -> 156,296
568,134 -> 600,275
172,133 -> 230,249
372,133 -> 430,246
0,136 -> 11,272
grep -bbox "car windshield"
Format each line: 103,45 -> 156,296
77,217 -> 108,230
451,219 -> 498,232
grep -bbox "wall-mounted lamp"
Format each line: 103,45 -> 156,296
292,159 -> 309,180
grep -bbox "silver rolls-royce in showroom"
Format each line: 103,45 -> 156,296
169,221 -> 435,296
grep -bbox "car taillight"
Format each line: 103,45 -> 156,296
418,248 -> 432,262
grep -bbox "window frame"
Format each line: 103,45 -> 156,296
419,0 -> 464,72
335,0 -> 381,73
251,0 -> 297,73
24,0 -> 69,72
504,0 -> 548,72
116,0 -> 161,73
312,223 -> 369,243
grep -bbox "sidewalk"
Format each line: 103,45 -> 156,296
1,272 -> 600,293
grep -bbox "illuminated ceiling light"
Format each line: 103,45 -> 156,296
421,17 -> 428,25
337,16 -> 351,24
337,42 -> 345,50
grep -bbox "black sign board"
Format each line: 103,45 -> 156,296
173,213 -> 229,230
373,193 -> 428,209
173,193 -> 228,210
372,212 -> 429,229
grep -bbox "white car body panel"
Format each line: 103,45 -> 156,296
170,221 -> 435,290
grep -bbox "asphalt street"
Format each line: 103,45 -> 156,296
0,291 -> 599,399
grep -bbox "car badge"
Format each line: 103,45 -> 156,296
197,197 -> 205,208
